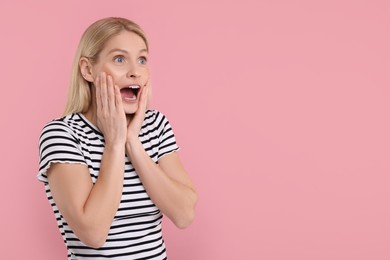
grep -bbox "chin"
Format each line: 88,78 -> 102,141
123,104 -> 139,115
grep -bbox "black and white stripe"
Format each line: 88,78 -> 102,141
37,110 -> 179,259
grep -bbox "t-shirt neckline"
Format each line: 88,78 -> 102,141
77,113 -> 103,136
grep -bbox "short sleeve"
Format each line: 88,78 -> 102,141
155,111 -> 180,160
37,120 -> 86,183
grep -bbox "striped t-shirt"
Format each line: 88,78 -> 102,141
37,110 -> 179,260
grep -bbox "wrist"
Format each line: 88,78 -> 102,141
104,142 -> 125,153
125,136 -> 143,157
126,134 -> 140,145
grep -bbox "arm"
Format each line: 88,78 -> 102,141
47,144 -> 124,248
125,84 -> 197,228
47,73 -> 127,248
126,140 -> 197,228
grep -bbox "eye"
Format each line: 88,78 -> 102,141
138,56 -> 148,65
114,55 -> 125,63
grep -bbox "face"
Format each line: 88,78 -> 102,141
89,31 -> 149,114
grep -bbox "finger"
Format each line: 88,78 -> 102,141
100,72 -> 108,111
146,81 -> 152,107
95,76 -> 102,111
107,75 -> 115,111
114,85 -> 123,110
139,84 -> 149,111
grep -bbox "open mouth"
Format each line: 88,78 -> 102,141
120,86 -> 140,102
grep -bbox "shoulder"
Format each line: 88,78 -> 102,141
39,114 -> 84,145
143,110 -> 180,159
40,115 -> 72,138
38,114 -> 88,182
144,109 -> 164,121
41,114 -> 80,132
143,109 -> 173,131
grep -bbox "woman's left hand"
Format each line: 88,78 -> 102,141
126,81 -> 150,144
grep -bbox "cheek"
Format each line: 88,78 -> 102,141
101,66 -> 125,83
141,67 -> 150,79
102,65 -> 119,75
92,64 -> 115,79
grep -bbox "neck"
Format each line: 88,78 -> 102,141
82,102 -> 133,130
82,104 -> 97,127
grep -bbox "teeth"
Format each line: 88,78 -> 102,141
125,97 -> 136,101
128,86 -> 140,89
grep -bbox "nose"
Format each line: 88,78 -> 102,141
126,62 -> 140,78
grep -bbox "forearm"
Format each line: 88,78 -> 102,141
126,138 -> 197,228
79,144 -> 125,246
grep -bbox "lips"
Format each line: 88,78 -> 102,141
120,85 -> 140,102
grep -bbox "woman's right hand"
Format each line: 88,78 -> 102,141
47,72 -> 127,248
95,72 -> 127,147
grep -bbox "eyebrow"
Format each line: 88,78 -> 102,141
107,48 -> 148,55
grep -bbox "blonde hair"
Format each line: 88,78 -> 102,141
63,17 -> 148,116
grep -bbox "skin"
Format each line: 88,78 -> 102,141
47,31 -> 197,248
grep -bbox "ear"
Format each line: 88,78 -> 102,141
79,57 -> 94,82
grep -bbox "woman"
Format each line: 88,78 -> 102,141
37,17 -> 197,259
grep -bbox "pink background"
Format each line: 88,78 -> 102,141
1,0 -> 389,259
